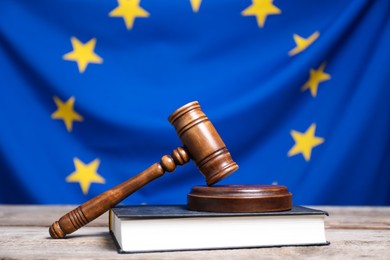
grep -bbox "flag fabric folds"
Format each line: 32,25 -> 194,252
1,0 -> 389,205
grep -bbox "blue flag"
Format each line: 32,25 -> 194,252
1,0 -> 389,205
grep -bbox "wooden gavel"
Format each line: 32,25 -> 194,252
49,101 -> 239,238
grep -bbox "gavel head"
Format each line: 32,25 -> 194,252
168,101 -> 239,186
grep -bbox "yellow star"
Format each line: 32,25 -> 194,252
302,62 -> 331,97
51,96 -> 83,132
66,158 -> 105,195
288,31 -> 320,56
63,37 -> 103,73
109,0 -> 149,30
241,0 -> 281,28
190,0 -> 202,13
288,123 -> 324,162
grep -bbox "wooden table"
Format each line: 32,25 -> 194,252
1,205 -> 389,259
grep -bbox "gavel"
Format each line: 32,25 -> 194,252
49,101 -> 239,239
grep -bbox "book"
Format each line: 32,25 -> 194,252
109,205 -> 329,253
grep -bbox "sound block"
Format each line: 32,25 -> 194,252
187,185 -> 292,213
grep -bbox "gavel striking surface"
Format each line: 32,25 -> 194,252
187,185 -> 292,213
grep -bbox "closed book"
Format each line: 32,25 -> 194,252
109,205 -> 329,253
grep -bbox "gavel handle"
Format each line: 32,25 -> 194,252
49,147 -> 190,239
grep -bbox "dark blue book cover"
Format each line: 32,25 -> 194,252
109,205 -> 329,253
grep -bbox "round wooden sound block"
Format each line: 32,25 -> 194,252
187,185 -> 292,213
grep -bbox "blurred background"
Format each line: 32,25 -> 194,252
1,0 -> 389,205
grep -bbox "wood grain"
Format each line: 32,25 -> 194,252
1,206 -> 390,259
0,205 -> 108,227
3,205 -> 389,229
1,226 -> 389,259
322,206 -> 390,230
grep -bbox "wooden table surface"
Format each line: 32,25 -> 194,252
0,205 -> 389,259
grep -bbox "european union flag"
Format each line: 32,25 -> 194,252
1,0 -> 389,205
